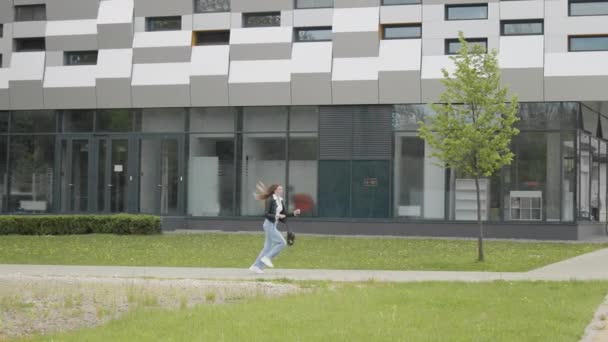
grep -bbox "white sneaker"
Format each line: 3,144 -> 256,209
260,256 -> 274,268
249,265 -> 264,274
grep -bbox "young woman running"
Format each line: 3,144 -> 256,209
249,183 -> 300,274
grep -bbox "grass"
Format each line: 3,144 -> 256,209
0,233 -> 606,272
22,281 -> 608,342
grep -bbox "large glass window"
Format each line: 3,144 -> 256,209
137,108 -> 186,133
194,0 -> 230,13
64,51 -> 98,66
569,0 -> 608,16
9,136 -> 54,213
14,38 -> 45,52
145,16 -> 182,32
0,112 -> 8,133
242,12 -> 281,28
11,111 -> 56,133
295,0 -> 333,8
445,4 -> 488,20
60,110 -> 95,132
294,27 -> 332,42
445,38 -> 487,55
96,109 -> 134,132
562,132 -> 576,221
15,5 -> 46,21
190,107 -> 235,133
382,24 -> 422,39
599,141 -> 607,222
500,20 -> 544,36
193,30 -> 230,45
383,0 -> 421,4
0,136 -> 7,212
569,35 -> 608,52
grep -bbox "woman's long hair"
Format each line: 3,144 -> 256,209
254,182 -> 279,201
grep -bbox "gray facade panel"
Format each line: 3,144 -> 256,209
45,34 -> 98,52
44,87 -> 97,109
334,0 -> 380,8
229,44 -> 292,61
0,89 -> 9,110
132,84 -> 191,108
190,75 -> 230,107
379,71 -> 421,104
96,78 -> 133,108
291,73 -> 332,105
332,80 -> 379,105
133,0 -> 193,17
133,47 -> 192,64
333,32 -> 379,58
46,0 -> 99,20
45,51 -> 62,67
421,79 -> 446,103
501,68 -> 544,102
0,1 -> 13,23
229,83 -> 291,106
231,0 -> 293,12
8,80 -> 44,110
98,23 -> 134,49
545,76 -> 608,102
12,21 -> 46,39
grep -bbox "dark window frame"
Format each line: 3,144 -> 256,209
445,3 -> 489,21
242,12 -> 282,28
381,23 -> 422,40
381,0 -> 421,5
445,37 -> 488,55
0,54 -> 3,68
294,26 -> 333,42
64,50 -> 99,66
500,19 -> 544,36
14,37 -> 46,52
193,30 -> 231,45
568,0 -> 608,17
145,16 -> 182,32
294,0 -> 333,9
14,4 -> 46,22
0,24 -> 4,38
568,34 -> 608,52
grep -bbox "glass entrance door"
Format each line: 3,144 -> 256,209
137,136 -> 184,215
96,138 -> 132,213
58,138 -> 91,212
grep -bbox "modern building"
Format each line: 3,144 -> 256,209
0,0 -> 607,239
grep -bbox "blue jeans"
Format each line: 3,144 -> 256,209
253,219 -> 286,269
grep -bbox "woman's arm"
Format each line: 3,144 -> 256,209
265,199 -> 276,221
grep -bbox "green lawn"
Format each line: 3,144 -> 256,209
0,233 -> 606,272
22,281 -> 608,342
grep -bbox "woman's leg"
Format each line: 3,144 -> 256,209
253,220 -> 274,269
266,222 -> 287,260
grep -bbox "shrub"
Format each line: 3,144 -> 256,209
0,214 -> 161,235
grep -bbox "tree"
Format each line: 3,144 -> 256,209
418,32 -> 520,261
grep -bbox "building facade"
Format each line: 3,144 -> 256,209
0,0 -> 607,239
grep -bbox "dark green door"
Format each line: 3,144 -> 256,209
352,161 -> 390,218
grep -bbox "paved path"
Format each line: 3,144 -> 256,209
1,248 -> 607,282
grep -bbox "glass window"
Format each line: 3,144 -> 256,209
318,160 -> 350,217
562,132 -> 576,221
0,112 -> 8,133
289,106 -> 319,132
288,133 -> 318,217
445,38 -> 487,55
14,38 -> 45,52
242,12 -> 281,28
569,0 -> 608,16
64,51 -> 98,66
599,141 -> 607,222
294,27 -> 332,42
243,107 -> 287,132
445,4 -> 488,20
15,5 -> 46,21
383,0 -> 421,4
382,24 -> 422,39
582,105 -> 599,135
0,136 -> 6,213
569,35 -> 608,52
0,54 -> 3,68
516,103 -> 562,130
146,16 -> 182,32
194,0 -> 230,13
590,137 -> 601,221
137,108 -> 186,133
189,134 -> 235,216
96,109 -> 133,132
194,30 -> 230,45
501,20 -> 544,36
295,0 -> 333,8
11,111 -> 56,133
9,135 -> 54,213
240,133 -> 286,216
190,107 -> 235,133
60,110 -> 95,132
0,24 -> 3,38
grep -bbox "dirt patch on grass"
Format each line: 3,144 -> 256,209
0,274 -> 300,340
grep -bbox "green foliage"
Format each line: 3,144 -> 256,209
418,32 -> 520,178
0,214 -> 160,235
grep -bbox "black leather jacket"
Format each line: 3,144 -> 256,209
265,197 -> 293,223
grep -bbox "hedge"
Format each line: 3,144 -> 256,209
0,214 -> 161,235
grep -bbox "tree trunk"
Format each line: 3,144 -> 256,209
474,176 -> 484,261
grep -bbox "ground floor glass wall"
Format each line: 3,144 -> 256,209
0,102 -> 606,224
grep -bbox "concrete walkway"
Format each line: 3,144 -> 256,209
1,247 -> 607,282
